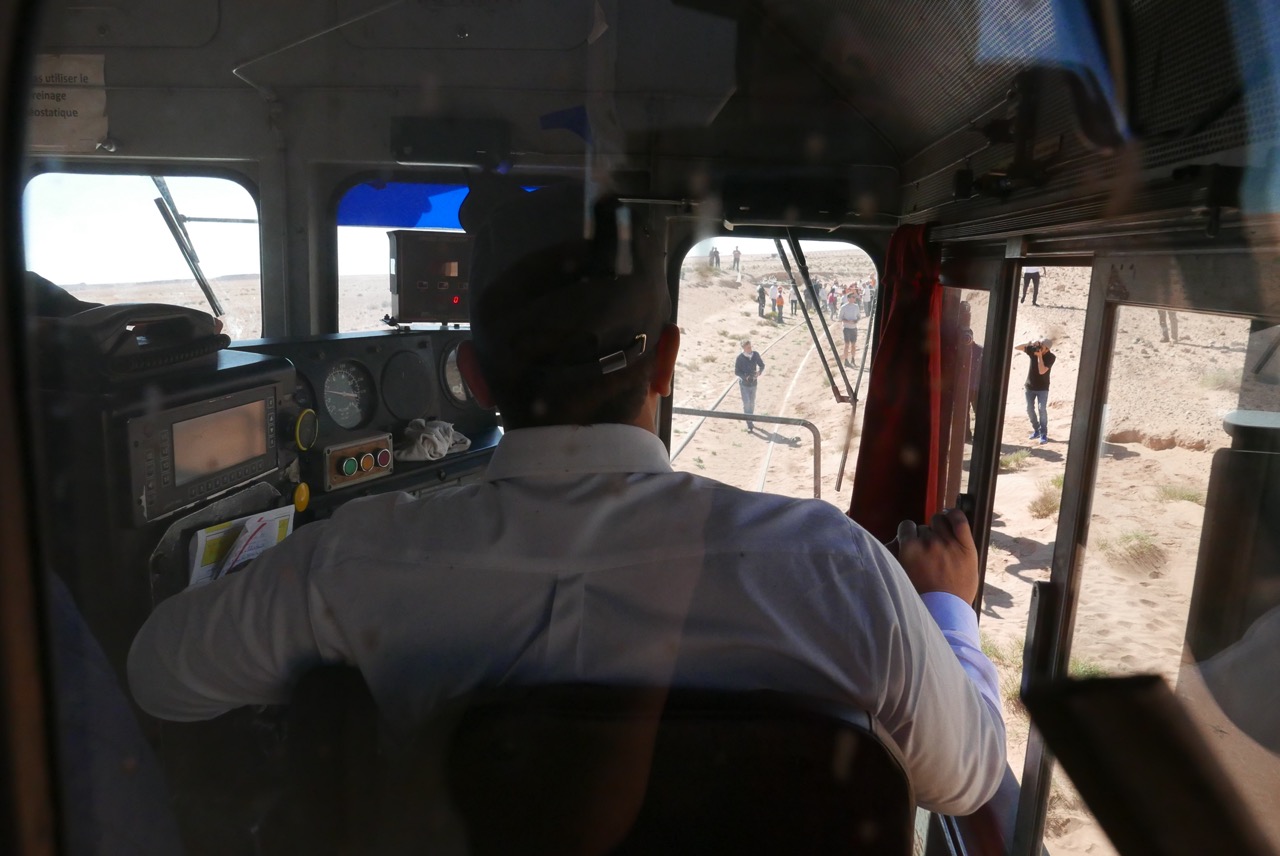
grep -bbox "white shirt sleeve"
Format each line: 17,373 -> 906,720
127,521 -> 336,720
920,591 -> 1003,722
849,537 -> 1007,816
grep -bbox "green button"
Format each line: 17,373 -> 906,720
341,457 -> 358,477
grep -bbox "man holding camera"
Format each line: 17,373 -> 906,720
1015,338 -> 1055,444
736,339 -> 765,432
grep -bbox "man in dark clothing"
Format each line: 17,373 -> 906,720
964,329 -> 983,443
757,283 -> 767,317
732,246 -> 741,272
1015,338 -> 1055,443
1020,266 -> 1042,306
735,339 -> 765,432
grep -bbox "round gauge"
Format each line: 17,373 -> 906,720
442,343 -> 471,405
323,359 -> 377,429
382,351 -> 434,420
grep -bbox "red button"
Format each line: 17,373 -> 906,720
376,448 -> 392,468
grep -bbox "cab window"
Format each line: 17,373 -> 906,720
669,238 -> 877,506
23,172 -> 262,339
336,180 -> 471,332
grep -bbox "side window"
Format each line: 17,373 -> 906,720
23,172 -> 262,339
669,238 -> 877,506
336,181 -> 470,332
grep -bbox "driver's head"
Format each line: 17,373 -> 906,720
460,180 -> 673,429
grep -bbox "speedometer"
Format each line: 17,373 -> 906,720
323,359 -> 377,429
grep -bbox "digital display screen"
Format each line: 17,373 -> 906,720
172,400 -> 267,486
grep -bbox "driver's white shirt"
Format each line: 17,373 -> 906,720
129,424 -> 1006,814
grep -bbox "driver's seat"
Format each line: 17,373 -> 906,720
441,684 -> 915,856
276,669 -> 916,856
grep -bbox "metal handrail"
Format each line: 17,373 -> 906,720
671,407 -> 823,499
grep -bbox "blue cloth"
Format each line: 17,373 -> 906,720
48,574 -> 184,856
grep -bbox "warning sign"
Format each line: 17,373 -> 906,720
28,54 -> 107,153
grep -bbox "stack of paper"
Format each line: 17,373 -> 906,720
188,505 -> 295,587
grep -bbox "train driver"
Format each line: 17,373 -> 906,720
128,181 -> 1006,815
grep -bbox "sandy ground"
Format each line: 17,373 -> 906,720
55,256 -> 1280,853
669,254 -> 1280,854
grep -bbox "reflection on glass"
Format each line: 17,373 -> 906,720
443,344 -> 470,404
1055,305 -> 1280,853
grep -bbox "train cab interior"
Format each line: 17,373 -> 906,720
3,1 -> 1280,854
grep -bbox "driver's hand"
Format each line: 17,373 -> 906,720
897,508 -> 979,603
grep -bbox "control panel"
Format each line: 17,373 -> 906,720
128,384 -> 280,525
322,433 -> 395,491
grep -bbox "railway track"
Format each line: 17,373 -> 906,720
669,309 -> 871,499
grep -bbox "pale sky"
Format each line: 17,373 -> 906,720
23,173 -> 860,287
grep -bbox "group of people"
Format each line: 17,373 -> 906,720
708,245 -> 742,272
755,279 -> 801,320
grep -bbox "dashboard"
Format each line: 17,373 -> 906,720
234,328 -> 501,516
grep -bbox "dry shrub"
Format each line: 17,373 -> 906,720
1156,484 -> 1205,505
1029,479 -> 1061,519
1097,530 -> 1167,571
999,449 -> 1031,472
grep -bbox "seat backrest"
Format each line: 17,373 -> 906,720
444,684 -> 916,856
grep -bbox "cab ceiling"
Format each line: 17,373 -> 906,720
36,0 -> 1037,163
34,0 -> 1270,229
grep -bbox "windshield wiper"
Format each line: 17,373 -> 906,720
152,176 -> 225,318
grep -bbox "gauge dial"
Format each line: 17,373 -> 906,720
323,360 -> 377,429
382,351 -> 433,420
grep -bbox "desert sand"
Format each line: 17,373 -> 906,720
52,251 -> 1279,854
669,251 -> 1280,854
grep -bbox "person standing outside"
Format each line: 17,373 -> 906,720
1015,338 -> 1055,443
839,291 -> 862,367
774,286 -> 786,322
757,282 -> 767,317
1020,265 -> 1042,306
964,328 -> 983,443
1158,309 -> 1179,343
790,282 -> 800,316
736,339 -> 765,432
732,246 -> 741,272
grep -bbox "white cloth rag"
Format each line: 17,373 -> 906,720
395,419 -> 471,462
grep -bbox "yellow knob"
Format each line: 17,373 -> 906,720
292,482 -> 311,513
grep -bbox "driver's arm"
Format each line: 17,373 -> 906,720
128,519 -> 337,720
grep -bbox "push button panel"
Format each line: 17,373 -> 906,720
323,433 -> 394,492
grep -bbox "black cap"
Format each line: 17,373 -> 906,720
462,180 -> 671,383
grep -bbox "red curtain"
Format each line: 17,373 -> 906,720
848,224 -> 943,542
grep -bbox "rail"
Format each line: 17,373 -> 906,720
670,407 -> 823,499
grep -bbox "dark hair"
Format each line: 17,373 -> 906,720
481,349 -> 657,429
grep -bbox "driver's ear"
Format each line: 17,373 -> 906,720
456,340 -> 495,409
650,323 -> 680,397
